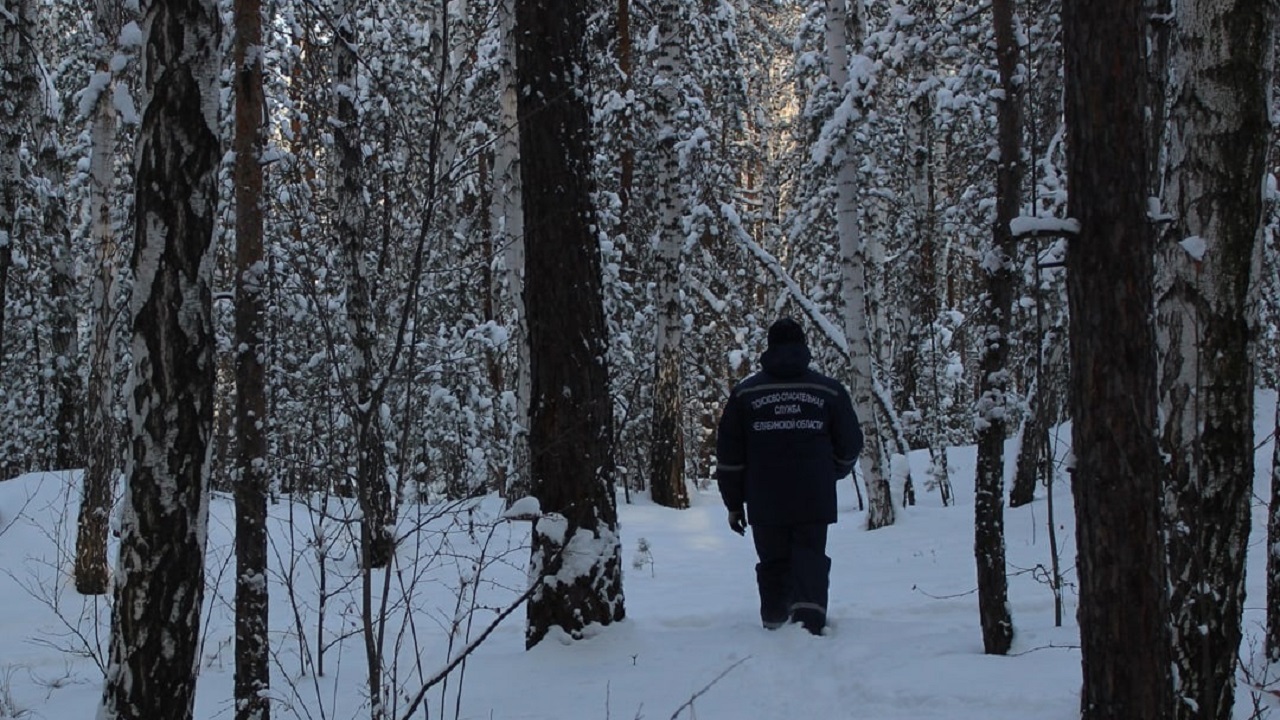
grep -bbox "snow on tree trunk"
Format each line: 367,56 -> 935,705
1009,380 -> 1048,508
1063,0 -> 1173,715
516,0 -> 625,647
0,0 -> 37,378
35,110 -> 81,470
1155,1 -> 1272,717
77,4 -> 123,595
826,0 -> 893,530
97,0 -> 220,715
973,0 -> 1019,657
332,0 -> 394,570
646,0 -> 689,510
232,0 -> 270,712
493,0 -> 531,504
902,48 -> 951,506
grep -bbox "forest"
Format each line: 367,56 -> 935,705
1,0 -> 1278,718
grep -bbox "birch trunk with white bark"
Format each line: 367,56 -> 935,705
647,0 -> 689,510
76,2 -> 124,594
826,0 -> 892,529
1155,1 -> 1272,717
98,0 -> 220,715
493,0 -> 530,503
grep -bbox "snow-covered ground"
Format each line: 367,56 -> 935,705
0,390 -> 1275,720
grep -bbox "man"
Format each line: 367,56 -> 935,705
715,317 -> 863,634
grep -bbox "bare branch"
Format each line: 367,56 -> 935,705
667,656 -> 751,720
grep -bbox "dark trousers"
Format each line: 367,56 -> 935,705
751,523 -> 831,634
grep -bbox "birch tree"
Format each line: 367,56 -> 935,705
517,0 -> 625,647
492,0 -> 530,503
1063,0 -> 1172,716
646,0 -> 692,510
825,0 -> 893,529
76,0 -> 129,596
1154,0 -> 1273,716
98,0 -> 221,715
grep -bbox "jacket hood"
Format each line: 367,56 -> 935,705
760,342 -> 812,378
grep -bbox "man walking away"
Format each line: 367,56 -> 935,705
715,317 -> 863,634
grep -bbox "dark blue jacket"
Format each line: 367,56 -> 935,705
715,341 -> 863,525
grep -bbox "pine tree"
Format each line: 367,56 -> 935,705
517,0 -> 625,647
1063,0 -> 1172,716
232,0 -> 270,710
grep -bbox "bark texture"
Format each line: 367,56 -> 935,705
232,0 -> 271,712
77,4 -> 123,594
1062,0 -> 1172,717
826,0 -> 893,529
1155,0 -> 1272,717
493,0 -> 530,503
98,0 -> 221,716
647,1 -> 689,510
517,0 -> 625,647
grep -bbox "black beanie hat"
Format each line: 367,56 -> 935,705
767,317 -> 806,348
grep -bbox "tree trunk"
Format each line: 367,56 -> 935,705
974,0 -> 1020,657
1155,1 -> 1272,717
647,0 -> 689,510
232,0 -> 270,712
1062,0 -> 1173,716
76,6 -> 123,594
1268,389 -> 1280,662
494,0 -> 530,504
98,0 -> 220,715
903,42 -> 952,507
616,0 -> 633,223
516,0 -> 625,647
333,0 -> 394,569
825,0 -> 893,530
1009,381 -> 1048,508
1145,0 -> 1173,198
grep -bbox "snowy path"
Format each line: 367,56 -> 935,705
1,389 -> 1275,719
462,485 -> 1082,720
